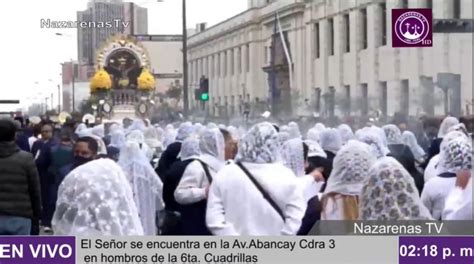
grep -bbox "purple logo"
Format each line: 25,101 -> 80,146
392,9 -> 432,47
0,236 -> 75,264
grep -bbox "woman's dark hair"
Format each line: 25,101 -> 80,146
303,142 -> 309,160
0,119 -> 17,142
220,128 -> 232,141
76,136 -> 99,154
272,124 -> 280,132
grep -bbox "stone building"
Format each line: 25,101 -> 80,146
187,0 -> 472,119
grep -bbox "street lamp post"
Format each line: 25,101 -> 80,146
156,0 -> 188,118
182,0 -> 189,118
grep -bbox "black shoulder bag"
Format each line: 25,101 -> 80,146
236,162 -> 285,222
197,160 -> 213,184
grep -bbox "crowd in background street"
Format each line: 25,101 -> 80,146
0,113 -> 472,236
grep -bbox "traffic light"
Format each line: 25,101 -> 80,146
199,77 -> 209,102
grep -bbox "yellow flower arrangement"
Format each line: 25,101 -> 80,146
138,68 -> 156,91
90,67 -> 112,92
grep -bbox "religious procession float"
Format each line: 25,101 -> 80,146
89,34 -> 156,121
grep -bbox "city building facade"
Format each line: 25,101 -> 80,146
187,0 -> 473,119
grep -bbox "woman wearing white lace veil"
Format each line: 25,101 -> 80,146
424,116 -> 460,168
337,124 -> 355,145
144,126 -> 163,153
52,159 -> 144,235
438,116 -> 460,138
359,157 -> 433,220
126,130 -> 154,161
383,124 -> 423,194
314,123 -> 326,132
288,122 -> 302,139
175,128 -> 225,235
206,122 -> 305,235
162,125 -> 177,149
277,131 -> 291,147
118,140 -> 164,235
107,129 -> 126,161
319,128 -> 342,156
306,128 -> 320,143
356,128 -> 390,159
402,131 -> 426,162
127,119 -> 147,134
421,132 -> 472,220
321,140 -> 376,220
281,138 -> 325,203
281,138 -> 306,177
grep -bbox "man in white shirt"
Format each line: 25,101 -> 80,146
206,122 -> 305,236
174,128 -> 225,235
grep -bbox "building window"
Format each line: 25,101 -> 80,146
381,3 -> 387,46
380,82 -> 388,116
328,18 -> 334,56
343,13 -> 350,53
453,0 -> 461,19
209,56 -> 213,78
216,54 -> 220,77
314,23 -> 320,59
401,80 -> 409,115
401,0 -> 408,8
315,88 -> 321,112
230,50 -> 234,75
237,48 -> 242,73
361,83 -> 368,115
361,8 -> 368,50
223,52 -> 227,77
426,0 -> 433,9
246,44 -> 250,73
264,46 -> 269,64
327,87 -> 336,117
344,85 -> 351,115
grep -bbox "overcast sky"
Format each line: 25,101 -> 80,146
0,0 -> 247,112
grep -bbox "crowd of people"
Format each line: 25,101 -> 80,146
0,114 -> 472,236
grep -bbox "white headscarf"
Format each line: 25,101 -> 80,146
319,128 -> 342,154
306,128 -> 320,143
281,138 -> 305,177
179,136 -> 201,161
437,132 -> 472,175
52,159 -> 144,235
236,122 -> 281,164
163,125 -> 177,148
438,116 -> 460,138
356,128 -> 390,159
199,128 -> 225,170
324,140 -> 376,196
144,127 -> 162,149
277,131 -> 291,147
126,130 -> 153,160
127,119 -> 146,133
118,141 -> 164,235
383,124 -> 403,145
304,140 -> 327,158
371,126 -> 389,149
402,131 -> 426,161
176,123 -> 195,142
338,124 -> 355,145
314,123 -> 326,132
359,157 -> 433,220
288,122 -> 301,139
109,130 -> 126,149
